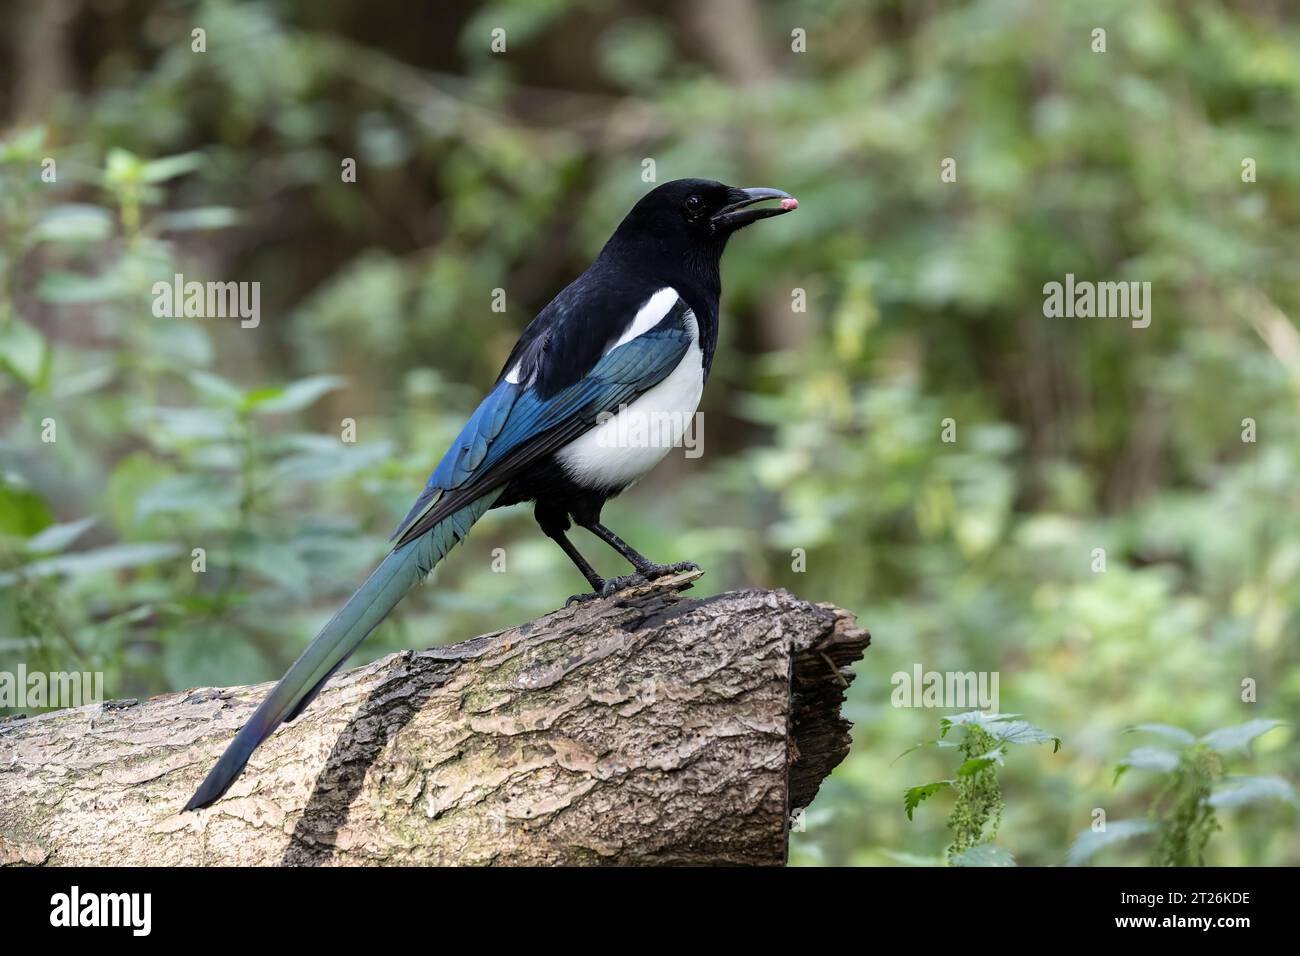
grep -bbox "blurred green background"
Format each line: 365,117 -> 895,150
1,0 -> 1297,866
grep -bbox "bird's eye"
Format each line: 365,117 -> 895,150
684,195 -> 704,214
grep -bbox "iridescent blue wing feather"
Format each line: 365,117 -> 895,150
390,322 -> 692,548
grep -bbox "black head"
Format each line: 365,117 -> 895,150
607,178 -> 798,254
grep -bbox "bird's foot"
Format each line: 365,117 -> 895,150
637,560 -> 701,579
603,563 -> 702,596
600,572 -> 649,597
565,563 -> 702,607
564,575 -> 644,605
565,589 -> 603,607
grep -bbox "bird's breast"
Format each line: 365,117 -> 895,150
556,311 -> 704,491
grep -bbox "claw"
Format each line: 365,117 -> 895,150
639,561 -> 701,579
565,590 -> 601,606
601,572 -> 648,597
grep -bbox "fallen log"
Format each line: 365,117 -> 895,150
0,572 -> 868,865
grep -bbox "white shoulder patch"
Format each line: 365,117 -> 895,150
609,287 -> 680,351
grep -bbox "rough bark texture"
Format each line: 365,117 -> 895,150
0,573 -> 868,866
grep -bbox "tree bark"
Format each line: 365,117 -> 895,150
0,572 -> 868,866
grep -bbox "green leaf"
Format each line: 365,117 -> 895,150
243,374 -> 346,414
32,204 -> 114,244
0,480 -> 53,537
231,535 -> 311,598
188,370 -> 246,408
0,542 -> 183,584
104,454 -> 177,533
143,406 -> 235,442
1128,723 -> 1195,745
105,147 -> 142,184
0,318 -> 48,385
138,152 -> 205,184
957,749 -> 1006,776
938,711 -> 1021,736
904,780 -> 950,821
26,516 -> 97,553
1200,720 -> 1285,754
986,720 -> 1062,751
1117,746 -> 1181,776
0,125 -> 46,161
1209,775 -> 1298,809
271,435 -> 392,484
1067,820 -> 1158,865
35,269 -> 123,304
136,474 -> 240,519
52,364 -> 115,399
156,207 -> 240,231
949,844 -> 1015,867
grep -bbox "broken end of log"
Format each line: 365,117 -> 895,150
789,600 -> 870,813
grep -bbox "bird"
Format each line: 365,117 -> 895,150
183,178 -> 799,811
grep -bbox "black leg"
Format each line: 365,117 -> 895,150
545,528 -> 605,592
535,501 -> 608,603
537,499 -> 699,604
580,521 -> 700,579
581,521 -> 655,572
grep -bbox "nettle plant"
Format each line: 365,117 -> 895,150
1069,719 -> 1294,866
902,712 -> 1061,866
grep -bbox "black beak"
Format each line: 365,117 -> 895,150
711,187 -> 799,231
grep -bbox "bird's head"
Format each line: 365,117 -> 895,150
608,178 -> 798,255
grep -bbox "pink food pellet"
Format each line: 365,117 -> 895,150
780,197 -> 799,210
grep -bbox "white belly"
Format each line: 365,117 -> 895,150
557,321 -> 703,490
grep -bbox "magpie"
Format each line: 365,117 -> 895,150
184,178 -> 798,811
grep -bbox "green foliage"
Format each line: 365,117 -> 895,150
948,725 -> 1005,859
1069,721 -> 1294,866
903,713 -> 1059,865
1149,746 -> 1222,867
